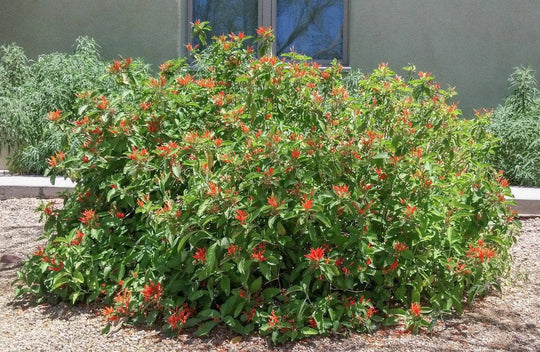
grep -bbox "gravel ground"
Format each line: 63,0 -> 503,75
1,198 -> 539,352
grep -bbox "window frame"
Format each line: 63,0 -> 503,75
187,0 -> 349,66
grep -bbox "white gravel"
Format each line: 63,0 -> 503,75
1,198 -> 538,352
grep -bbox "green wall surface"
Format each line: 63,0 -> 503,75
2,0 -> 540,116
349,0 -> 540,116
0,0 -> 182,68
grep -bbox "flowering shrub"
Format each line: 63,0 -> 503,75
16,25 -> 519,343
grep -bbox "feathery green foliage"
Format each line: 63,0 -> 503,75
490,66 -> 540,186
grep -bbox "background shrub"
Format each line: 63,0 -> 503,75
0,37 -> 115,173
489,66 -> 540,186
16,27 -> 518,343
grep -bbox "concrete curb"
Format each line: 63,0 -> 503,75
0,175 -> 75,200
0,174 -> 539,217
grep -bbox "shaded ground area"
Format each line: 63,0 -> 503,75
1,198 -> 538,351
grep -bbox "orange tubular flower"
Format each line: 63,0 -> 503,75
252,242 -> 267,262
301,195 -> 313,210
227,244 -> 241,257
54,151 -> 66,161
268,310 -> 280,327
291,149 -> 300,159
70,230 -> 85,246
267,195 -> 283,210
333,184 -> 350,198
168,303 -> 194,330
97,95 -> 109,110
193,247 -> 207,262
48,110 -> 62,121
304,247 -> 325,262
47,156 -> 57,168
256,26 -> 272,38
393,242 -> 408,252
404,204 -> 417,218
235,209 -> 248,225
102,306 -> 119,322
206,182 -> 221,197
410,302 -> 422,317
466,240 -> 497,263
79,209 -> 96,225
141,281 -> 163,303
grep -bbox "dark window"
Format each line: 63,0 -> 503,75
188,0 -> 348,64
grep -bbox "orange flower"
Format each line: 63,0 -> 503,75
141,280 -> 163,303
168,303 -> 193,330
404,204 -> 417,218
227,244 -> 241,257
410,302 -> 422,317
235,209 -> 248,225
382,259 -> 399,274
193,247 -> 207,262
393,242 -> 408,252
79,209 -> 96,225
333,184 -> 350,198
304,247 -> 325,262
366,307 -> 378,319
97,95 -> 109,109
140,101 -> 152,111
252,242 -> 267,262
48,110 -> 62,121
109,60 -> 122,73
102,306 -> 119,321
54,151 -> 66,161
301,195 -> 313,210
75,115 -> 89,126
466,240 -> 497,263
291,149 -> 300,159
206,182 -> 221,197
268,310 -> 280,327
256,26 -> 272,38
267,195 -> 281,209
177,75 -> 193,86
70,230 -> 85,246
47,156 -> 57,168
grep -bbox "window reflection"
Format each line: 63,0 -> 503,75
192,0 -> 258,37
276,0 -> 344,60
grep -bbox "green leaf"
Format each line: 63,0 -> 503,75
172,164 -> 182,178
261,287 -> 281,300
249,277 -> 262,293
206,243 -> 217,271
195,320 -> 219,337
412,289 -> 420,303
198,309 -> 220,319
101,323 -> 111,335
300,327 -> 318,335
220,295 -> 239,316
70,291 -> 80,305
373,152 -> 388,160
72,270 -> 84,284
313,213 -> 331,227
51,274 -> 68,291
220,276 -> 230,296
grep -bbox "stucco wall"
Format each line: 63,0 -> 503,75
1,1 -> 540,116
349,0 -> 540,116
0,0 -> 182,68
